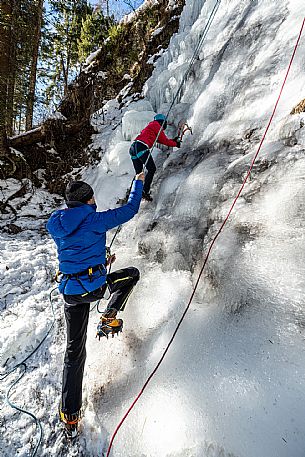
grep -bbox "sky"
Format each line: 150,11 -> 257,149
44,0 -> 145,18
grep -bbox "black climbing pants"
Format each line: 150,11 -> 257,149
61,267 -> 140,414
130,141 -> 156,194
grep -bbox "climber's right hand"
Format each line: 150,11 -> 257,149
136,172 -> 145,182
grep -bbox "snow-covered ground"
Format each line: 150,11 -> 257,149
1,0 -> 305,456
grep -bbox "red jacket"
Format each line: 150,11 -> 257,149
136,121 -> 177,148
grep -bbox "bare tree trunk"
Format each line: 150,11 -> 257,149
18,107 -> 22,134
6,49 -> 16,136
63,2 -> 74,97
6,5 -> 16,137
61,55 -> 68,96
0,0 -> 13,155
26,0 -> 43,131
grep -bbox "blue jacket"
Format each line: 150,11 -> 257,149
47,179 -> 143,295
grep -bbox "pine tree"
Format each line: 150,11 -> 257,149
41,0 -> 92,104
0,0 -> 14,156
78,10 -> 115,64
9,1 -> 38,134
26,0 -> 44,130
5,1 -> 18,137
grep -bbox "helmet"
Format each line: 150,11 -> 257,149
154,113 -> 166,122
154,113 -> 167,129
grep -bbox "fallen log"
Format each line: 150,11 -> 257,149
9,127 -> 44,148
8,119 -> 89,149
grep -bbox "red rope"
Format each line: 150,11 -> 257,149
106,17 -> 305,457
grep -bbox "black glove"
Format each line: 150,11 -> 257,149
174,136 -> 181,148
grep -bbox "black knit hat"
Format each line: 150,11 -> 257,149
65,181 -> 94,203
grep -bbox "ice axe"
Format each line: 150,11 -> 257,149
177,119 -> 193,141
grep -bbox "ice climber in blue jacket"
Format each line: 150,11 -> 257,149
47,173 -> 144,438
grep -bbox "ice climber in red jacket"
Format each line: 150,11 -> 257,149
129,113 -> 181,201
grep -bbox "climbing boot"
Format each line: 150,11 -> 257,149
59,407 -> 81,439
142,191 -> 153,202
96,309 -> 123,339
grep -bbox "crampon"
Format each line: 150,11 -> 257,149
59,406 -> 81,440
96,316 -> 123,339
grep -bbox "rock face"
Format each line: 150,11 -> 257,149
291,98 -> 305,114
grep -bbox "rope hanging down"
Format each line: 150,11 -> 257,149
106,16 -> 305,457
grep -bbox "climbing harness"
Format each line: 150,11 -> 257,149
55,263 -> 106,284
55,263 -> 107,297
0,287 -> 58,457
129,140 -> 150,160
105,14 -> 305,457
87,247 -> 115,313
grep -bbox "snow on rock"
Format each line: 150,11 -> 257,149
47,111 -> 67,121
122,109 -> 155,140
296,126 -> 305,146
277,113 -> 305,145
147,47 -> 165,65
151,26 -> 164,37
0,178 -> 24,201
85,48 -> 102,66
126,99 -> 154,112
90,99 -> 121,131
121,0 -> 160,24
97,71 -> 108,79
105,140 -> 135,175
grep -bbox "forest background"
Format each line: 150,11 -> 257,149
0,0 -> 142,156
